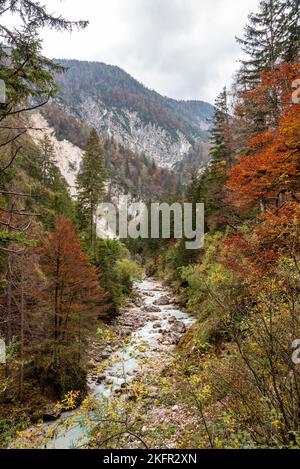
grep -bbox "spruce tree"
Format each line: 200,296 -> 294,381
37,135 -> 57,185
76,129 -> 107,254
283,0 -> 300,62
34,136 -> 74,226
236,0 -> 287,88
0,1 -> 87,174
210,88 -> 231,164
200,88 -> 233,232
180,170 -> 202,266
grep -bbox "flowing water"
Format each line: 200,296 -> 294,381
45,278 -> 195,449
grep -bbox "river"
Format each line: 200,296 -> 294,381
41,278 -> 195,449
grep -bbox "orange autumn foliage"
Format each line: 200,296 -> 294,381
40,216 -> 109,342
222,200 -> 300,288
227,103 -> 300,212
235,63 -> 300,129
224,64 -> 300,285
222,231 -> 278,287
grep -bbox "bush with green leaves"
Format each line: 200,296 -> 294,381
94,239 -> 142,316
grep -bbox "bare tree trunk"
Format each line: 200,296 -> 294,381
4,198 -> 14,399
6,197 -> 13,345
19,267 -> 24,401
260,199 -> 266,213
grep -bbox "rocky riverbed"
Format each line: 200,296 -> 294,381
15,278 -> 195,449
88,278 -> 194,398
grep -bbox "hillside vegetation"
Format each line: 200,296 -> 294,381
1,0 -> 300,451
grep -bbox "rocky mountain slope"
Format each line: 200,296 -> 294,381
35,105 -> 181,199
53,59 -> 214,168
29,112 -> 83,197
29,109 -> 181,240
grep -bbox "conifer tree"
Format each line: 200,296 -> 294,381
283,0 -> 300,62
34,136 -> 74,226
37,135 -> 57,185
236,0 -> 289,88
0,1 -> 88,174
199,88 -> 233,232
210,88 -> 231,164
177,170 -> 202,267
39,216 -> 108,395
76,129 -> 107,254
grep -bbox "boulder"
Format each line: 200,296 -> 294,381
169,333 -> 181,345
168,316 -> 176,324
153,322 -> 162,329
169,320 -> 186,335
120,329 -> 131,338
119,321 -> 134,328
96,374 -> 106,384
43,405 -> 61,422
88,358 -> 97,368
133,297 -> 143,307
154,295 -> 171,306
144,305 -> 161,313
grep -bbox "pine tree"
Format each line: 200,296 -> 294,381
0,1 -> 87,174
199,88 -> 233,232
236,0 -> 288,88
76,129 -> 107,254
37,135 -> 57,185
283,0 -> 300,62
39,216 -> 108,395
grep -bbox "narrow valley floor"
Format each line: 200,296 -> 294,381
14,278 -> 198,449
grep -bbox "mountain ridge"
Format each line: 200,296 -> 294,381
33,105 -> 181,200
52,59 -> 214,168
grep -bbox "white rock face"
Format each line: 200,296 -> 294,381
29,112 -> 117,239
61,97 -> 192,169
29,112 -> 83,197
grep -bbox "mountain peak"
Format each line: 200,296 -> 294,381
53,59 -> 214,168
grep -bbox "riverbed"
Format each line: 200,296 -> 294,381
42,278 -> 195,449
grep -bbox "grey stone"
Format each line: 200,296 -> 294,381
169,320 -> 186,335
144,305 -> 161,313
153,322 -> 162,329
154,295 -> 171,306
96,374 -> 106,384
43,405 -> 61,422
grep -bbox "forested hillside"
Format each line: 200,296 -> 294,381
142,0 -> 300,448
53,59 -> 214,167
39,104 -> 181,198
0,2 -> 141,445
1,0 -> 300,453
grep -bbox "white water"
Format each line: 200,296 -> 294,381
45,278 -> 194,449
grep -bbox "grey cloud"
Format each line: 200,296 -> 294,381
40,0 -> 260,103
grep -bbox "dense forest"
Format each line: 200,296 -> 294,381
54,59 -> 213,143
40,104 -> 181,198
147,0 -> 300,448
1,0 -> 300,453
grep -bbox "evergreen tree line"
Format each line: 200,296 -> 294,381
0,2 -> 140,447
150,0 -> 300,448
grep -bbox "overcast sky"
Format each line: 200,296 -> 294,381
38,0 -> 260,104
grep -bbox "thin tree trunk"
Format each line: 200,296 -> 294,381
19,268 -> 24,401
5,198 -> 14,399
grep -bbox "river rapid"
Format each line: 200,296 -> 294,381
43,278 -> 195,449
